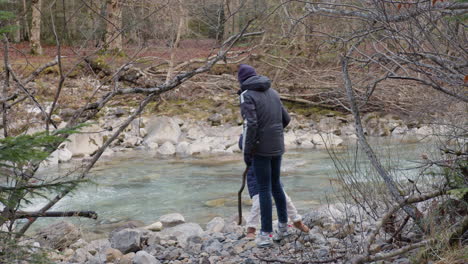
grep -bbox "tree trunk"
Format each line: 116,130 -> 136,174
105,0 -> 122,52
22,0 -> 30,41
166,0 -> 186,82
30,0 -> 42,55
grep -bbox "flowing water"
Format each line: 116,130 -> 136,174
26,137 -> 431,235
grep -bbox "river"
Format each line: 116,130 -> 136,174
25,136 -> 429,236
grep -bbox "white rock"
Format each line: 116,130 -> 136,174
57,147 -> 73,162
159,213 -> 185,227
311,133 -> 343,148
65,124 -> 104,157
295,131 -> 315,148
175,141 -> 192,156
144,116 -> 181,144
392,125 -> 408,135
133,250 -> 160,264
158,223 -> 203,248
206,217 -> 225,233
144,142 -> 159,150
190,141 -> 210,155
414,126 -> 432,136
157,142 -> 175,155
144,222 -> 163,231
284,131 -> 298,147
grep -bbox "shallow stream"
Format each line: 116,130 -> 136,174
27,137 -> 430,236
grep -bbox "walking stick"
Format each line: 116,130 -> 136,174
237,166 -> 249,225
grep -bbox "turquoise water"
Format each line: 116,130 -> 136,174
26,137 -> 429,234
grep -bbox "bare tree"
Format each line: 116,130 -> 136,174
30,0 -> 42,55
105,0 -> 122,52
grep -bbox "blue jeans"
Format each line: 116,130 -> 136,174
253,155 -> 288,233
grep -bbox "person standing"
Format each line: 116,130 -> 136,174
237,64 -> 291,247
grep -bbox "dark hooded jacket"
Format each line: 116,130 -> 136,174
239,75 -> 290,156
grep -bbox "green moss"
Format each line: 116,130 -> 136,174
283,101 -> 343,119
42,65 -> 60,75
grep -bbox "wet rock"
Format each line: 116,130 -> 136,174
160,213 -> 185,227
35,221 -> 81,250
311,133 -> 343,148
189,141 -> 210,155
109,228 -> 142,254
144,116 -> 181,145
176,141 -> 193,156
157,141 -> 175,155
133,250 -> 160,264
206,217 -> 225,233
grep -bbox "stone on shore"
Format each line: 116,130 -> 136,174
157,141 -> 176,155
133,250 -> 161,264
144,221 -> 163,231
159,213 -> 185,227
144,116 -> 181,145
109,228 -> 142,254
35,221 -> 81,250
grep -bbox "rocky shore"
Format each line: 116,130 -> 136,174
39,105 -> 437,170
27,203 -> 418,264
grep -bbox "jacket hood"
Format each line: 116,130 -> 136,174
240,75 -> 271,92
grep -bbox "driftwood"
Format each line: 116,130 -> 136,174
15,211 -> 97,219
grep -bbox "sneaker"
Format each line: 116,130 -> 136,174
255,231 -> 273,247
293,220 -> 310,233
273,222 -> 291,241
245,227 -> 256,240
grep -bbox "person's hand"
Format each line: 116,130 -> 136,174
244,153 -> 252,167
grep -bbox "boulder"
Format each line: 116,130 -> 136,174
311,133 -> 343,148
185,124 -> 205,140
317,117 -> 342,134
392,125 -> 408,135
205,217 -> 225,233
133,251 -> 160,264
35,221 -> 81,250
284,131 -> 297,147
175,141 -> 193,156
157,142 -> 175,155
109,228 -> 142,254
65,124 -> 104,157
295,131 -> 315,148
158,223 -> 203,248
159,213 -> 185,227
189,141 -> 210,155
144,116 -> 181,145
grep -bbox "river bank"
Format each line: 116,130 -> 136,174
26,202 -> 422,264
